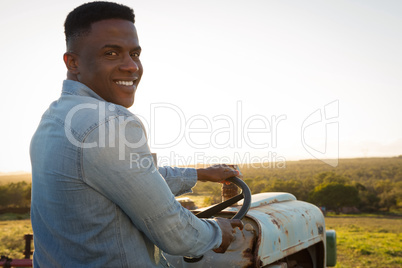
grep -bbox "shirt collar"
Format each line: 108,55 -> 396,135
62,80 -> 105,102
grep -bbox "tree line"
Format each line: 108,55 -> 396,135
0,157 -> 401,214
194,157 -> 402,213
0,181 -> 31,211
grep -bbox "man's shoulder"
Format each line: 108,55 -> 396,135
41,94 -> 137,141
58,80 -> 136,121
61,97 -> 138,129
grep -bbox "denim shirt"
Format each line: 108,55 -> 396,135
30,80 -> 222,267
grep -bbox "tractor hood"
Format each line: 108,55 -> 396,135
235,193 -> 326,266
166,192 -> 327,268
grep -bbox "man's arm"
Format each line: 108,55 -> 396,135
157,166 -> 198,196
159,165 -> 243,253
158,165 -> 239,196
196,165 -> 239,182
81,118 -> 240,256
196,165 -> 244,253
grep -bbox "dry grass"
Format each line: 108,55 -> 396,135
325,215 -> 402,268
1,212 -> 401,267
0,219 -> 33,259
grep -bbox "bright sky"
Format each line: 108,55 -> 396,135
1,0 -> 401,172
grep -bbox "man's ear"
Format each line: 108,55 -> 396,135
63,52 -> 79,75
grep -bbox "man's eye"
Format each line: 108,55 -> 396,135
131,52 -> 140,57
105,51 -> 118,56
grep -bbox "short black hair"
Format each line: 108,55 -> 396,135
64,1 -> 135,48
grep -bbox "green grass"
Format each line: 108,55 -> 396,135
325,215 -> 402,268
0,219 -> 33,259
1,214 -> 401,267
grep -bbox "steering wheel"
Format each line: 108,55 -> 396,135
194,176 -> 252,220
183,177 -> 251,263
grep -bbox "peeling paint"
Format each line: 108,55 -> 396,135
271,219 -> 280,229
165,192 -> 326,268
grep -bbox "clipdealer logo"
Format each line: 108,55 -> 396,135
301,100 -> 339,167
63,100 -> 340,167
146,101 -> 287,150
64,101 -> 288,166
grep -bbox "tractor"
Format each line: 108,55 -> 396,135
165,176 -> 337,268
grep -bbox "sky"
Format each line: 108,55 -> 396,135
0,0 -> 401,172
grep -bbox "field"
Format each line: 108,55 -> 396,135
325,214 -> 402,268
0,217 -> 32,259
1,158 -> 401,266
1,214 -> 401,267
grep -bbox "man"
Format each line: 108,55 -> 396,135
30,1 -> 242,267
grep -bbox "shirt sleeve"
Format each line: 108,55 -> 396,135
81,115 -> 222,256
158,166 -> 198,196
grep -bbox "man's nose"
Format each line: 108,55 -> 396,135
120,55 -> 140,73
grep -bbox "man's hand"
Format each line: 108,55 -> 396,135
213,217 -> 244,253
196,164 -> 239,183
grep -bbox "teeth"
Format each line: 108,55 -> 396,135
116,81 -> 134,86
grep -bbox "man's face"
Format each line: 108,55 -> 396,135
73,19 -> 143,108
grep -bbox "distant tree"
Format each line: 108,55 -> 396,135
374,179 -> 393,193
309,182 -> 359,214
374,179 -> 399,211
378,191 -> 397,212
0,182 -> 31,209
314,171 -> 350,185
357,186 -> 380,212
0,185 -> 7,207
263,179 -> 308,200
251,182 -> 267,194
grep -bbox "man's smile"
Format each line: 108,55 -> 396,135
115,80 -> 135,86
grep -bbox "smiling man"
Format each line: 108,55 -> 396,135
64,17 -> 142,108
30,2 -> 242,267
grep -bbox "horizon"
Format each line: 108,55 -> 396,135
1,155 -> 401,175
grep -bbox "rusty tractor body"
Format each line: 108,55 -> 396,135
166,180 -> 336,268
